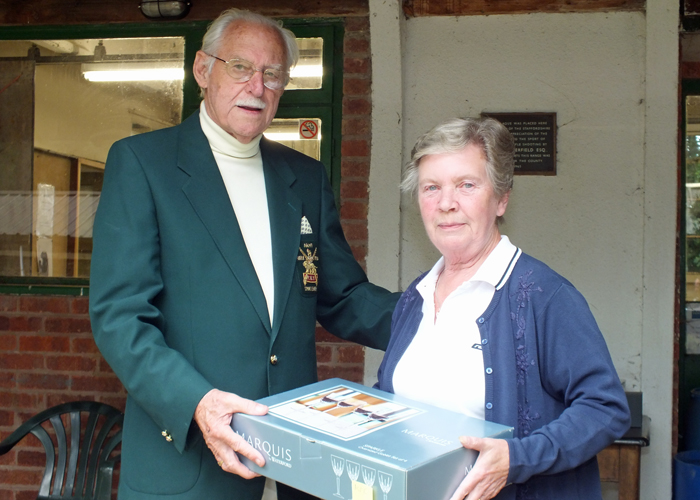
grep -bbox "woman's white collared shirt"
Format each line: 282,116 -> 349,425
392,235 -> 520,419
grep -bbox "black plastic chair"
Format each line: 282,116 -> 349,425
0,401 -> 123,500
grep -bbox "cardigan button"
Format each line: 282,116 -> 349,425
477,317 -> 485,324
485,367 -> 493,374
481,338 -> 488,344
486,402 -> 493,410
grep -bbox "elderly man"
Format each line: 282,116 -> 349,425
89,8 -> 398,500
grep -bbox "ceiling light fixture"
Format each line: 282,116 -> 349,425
82,62 -> 184,82
290,65 -> 324,79
139,1 -> 191,20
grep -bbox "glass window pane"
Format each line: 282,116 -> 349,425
0,37 -> 184,278
287,37 -> 323,91
685,95 -> 700,354
265,118 -> 322,160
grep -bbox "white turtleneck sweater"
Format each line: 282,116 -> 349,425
199,102 -> 275,325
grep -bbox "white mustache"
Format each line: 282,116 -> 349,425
234,97 -> 266,110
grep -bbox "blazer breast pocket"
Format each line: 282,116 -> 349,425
296,234 -> 319,297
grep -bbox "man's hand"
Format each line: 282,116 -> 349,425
448,436 -> 510,500
194,388 -> 268,478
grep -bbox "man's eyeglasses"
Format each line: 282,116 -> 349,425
206,54 -> 288,90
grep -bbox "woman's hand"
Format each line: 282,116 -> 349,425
448,436 -> 510,500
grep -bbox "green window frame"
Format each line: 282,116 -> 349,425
0,19 -> 344,294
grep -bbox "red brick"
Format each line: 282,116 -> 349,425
2,316 -> 42,333
337,344 -> 365,364
72,337 -> 100,354
345,16 -> 370,32
0,353 -> 44,370
315,344 -> 333,363
340,200 -> 368,221
70,297 -> 90,315
0,373 -> 17,389
17,373 -> 69,390
342,117 -> 371,136
340,180 -> 368,200
19,335 -> 70,353
45,355 -> 96,372
340,222 -> 368,242
341,140 -> 369,158
317,365 -> 363,384
18,296 -> 70,314
341,159 -> 370,179
343,77 -> 371,96
0,468 -> 43,485
0,296 -> 18,312
344,57 -> 370,75
18,490 -> 41,500
100,396 -> 126,412
343,97 -> 371,115
0,409 -> 13,426
0,392 -> 42,409
344,37 -> 370,55
16,450 -> 47,468
0,333 -> 17,351
0,449 -> 16,466
71,375 -> 124,393
44,318 -> 92,334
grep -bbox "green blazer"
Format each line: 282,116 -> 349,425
89,111 -> 398,500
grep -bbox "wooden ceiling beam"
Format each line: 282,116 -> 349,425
402,0 -> 645,17
0,0 -> 369,26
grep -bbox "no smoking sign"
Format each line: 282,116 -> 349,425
299,120 -> 319,139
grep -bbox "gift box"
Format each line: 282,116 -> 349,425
231,378 -> 513,500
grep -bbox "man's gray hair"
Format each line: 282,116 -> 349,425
401,117 -> 515,200
200,8 -> 299,74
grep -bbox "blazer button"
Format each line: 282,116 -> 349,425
270,355 -> 278,365
161,430 -> 173,442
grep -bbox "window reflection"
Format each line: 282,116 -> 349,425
0,37 -> 184,278
0,35 -> 325,279
287,37 -> 323,90
265,118 -> 322,161
685,96 -> 700,355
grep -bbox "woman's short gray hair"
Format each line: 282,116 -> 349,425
200,8 -> 299,75
401,117 -> 515,200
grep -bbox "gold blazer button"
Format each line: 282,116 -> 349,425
270,355 -> 278,365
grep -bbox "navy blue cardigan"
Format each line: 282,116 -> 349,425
376,252 -> 630,500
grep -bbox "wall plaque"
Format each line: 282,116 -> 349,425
483,112 -> 557,175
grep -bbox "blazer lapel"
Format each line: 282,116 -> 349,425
260,138 -> 302,343
177,112 -> 272,333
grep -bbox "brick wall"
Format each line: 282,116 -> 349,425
317,15 -> 372,383
0,17 -> 372,500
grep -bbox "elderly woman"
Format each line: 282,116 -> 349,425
375,117 -> 630,500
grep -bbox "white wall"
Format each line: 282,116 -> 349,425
365,0 -> 405,386
367,4 -> 677,499
402,10 -> 646,387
